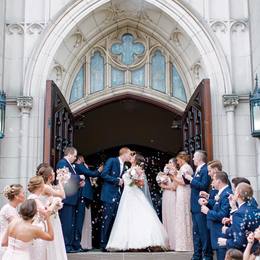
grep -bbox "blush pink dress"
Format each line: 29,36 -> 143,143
175,163 -> 193,251
161,178 -> 177,250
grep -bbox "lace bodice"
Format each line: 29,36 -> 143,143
0,204 -> 18,238
179,163 -> 193,177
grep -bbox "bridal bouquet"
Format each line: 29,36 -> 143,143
156,171 -> 170,184
129,166 -> 145,188
56,167 -> 70,184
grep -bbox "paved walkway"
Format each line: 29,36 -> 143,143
67,251 -> 193,260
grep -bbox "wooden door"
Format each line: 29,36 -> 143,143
43,80 -> 74,167
182,79 -> 213,162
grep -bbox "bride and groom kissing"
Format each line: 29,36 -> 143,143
100,147 -> 169,252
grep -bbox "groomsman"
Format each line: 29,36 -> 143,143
183,150 -> 212,260
99,147 -> 131,251
201,171 -> 232,260
219,183 -> 260,251
56,147 -> 84,253
74,154 -> 103,251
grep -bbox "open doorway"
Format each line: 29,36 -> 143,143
73,99 -> 183,247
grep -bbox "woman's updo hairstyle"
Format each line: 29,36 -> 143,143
19,199 -> 37,220
2,184 -> 23,201
176,151 -> 190,163
135,153 -> 146,169
36,166 -> 53,184
28,176 -> 44,193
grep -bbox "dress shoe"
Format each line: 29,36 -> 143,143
78,247 -> 89,252
101,248 -> 107,252
66,249 -> 79,253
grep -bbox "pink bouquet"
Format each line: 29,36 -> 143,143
56,167 -> 70,184
156,172 -> 170,184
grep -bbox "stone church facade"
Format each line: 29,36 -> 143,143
0,0 -> 260,204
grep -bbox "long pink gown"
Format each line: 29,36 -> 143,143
2,237 -> 32,260
175,163 -> 193,251
0,204 -> 19,258
161,178 -> 177,250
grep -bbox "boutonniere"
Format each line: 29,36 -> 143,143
72,164 -> 75,168
215,194 -> 220,202
125,165 -> 129,170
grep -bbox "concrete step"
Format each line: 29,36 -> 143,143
67,251 -> 193,260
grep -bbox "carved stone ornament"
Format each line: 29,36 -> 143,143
191,61 -> 202,80
27,23 -> 45,34
170,28 -> 183,46
6,23 -> 24,35
223,94 -> 239,107
71,30 -> 86,48
17,96 -> 33,110
210,21 -> 227,33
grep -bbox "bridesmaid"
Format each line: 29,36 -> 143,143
36,165 -> 67,260
159,158 -> 178,251
171,151 -> 193,251
0,184 -> 25,258
1,199 -> 54,260
27,176 -> 58,260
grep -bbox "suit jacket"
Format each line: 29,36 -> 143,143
207,188 -> 218,209
74,163 -> 99,201
190,164 -> 211,213
225,203 -> 260,251
206,186 -> 232,249
100,157 -> 122,203
56,158 -> 81,206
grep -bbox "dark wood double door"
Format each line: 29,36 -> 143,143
43,79 -> 213,166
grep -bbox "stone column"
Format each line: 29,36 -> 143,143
17,96 -> 33,188
223,95 -> 239,178
255,138 -> 260,201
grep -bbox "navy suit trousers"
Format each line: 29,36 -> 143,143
192,213 -> 213,260
59,204 -> 77,252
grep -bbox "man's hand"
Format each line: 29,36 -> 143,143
222,226 -> 228,234
247,232 -> 255,244
199,191 -> 209,199
201,205 -> 209,215
79,180 -> 85,187
98,165 -> 104,173
198,198 -> 208,206
228,194 -> 237,211
222,217 -> 231,225
218,238 -> 227,246
119,178 -> 124,187
79,175 -> 85,180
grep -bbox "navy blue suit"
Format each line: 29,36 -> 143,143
74,163 -> 100,250
225,203 -> 260,251
100,157 -> 123,249
56,158 -> 81,252
207,186 -> 232,260
190,164 -> 212,260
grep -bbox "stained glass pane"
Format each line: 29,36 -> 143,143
172,65 -> 187,102
111,33 -> 145,65
111,67 -> 125,87
90,51 -> 104,93
69,66 -> 84,103
151,50 -> 166,92
131,66 -> 145,86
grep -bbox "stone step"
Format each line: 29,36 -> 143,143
67,251 -> 193,260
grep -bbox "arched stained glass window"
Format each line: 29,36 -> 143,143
111,67 -> 125,87
151,50 -> 166,93
90,51 -> 104,93
172,65 -> 187,102
111,33 -> 145,65
131,66 -> 145,86
69,66 -> 84,103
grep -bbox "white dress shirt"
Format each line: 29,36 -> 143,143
118,157 -> 124,175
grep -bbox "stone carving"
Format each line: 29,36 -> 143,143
223,94 -> 239,107
27,23 -> 45,34
17,96 -> 33,111
52,61 -> 66,83
6,23 -> 24,35
191,61 -> 202,80
170,28 -> 183,46
103,4 -> 126,23
70,30 -> 86,48
6,23 -> 45,35
230,20 -> 248,33
210,21 -> 227,33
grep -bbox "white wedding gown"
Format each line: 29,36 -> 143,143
106,169 -> 169,251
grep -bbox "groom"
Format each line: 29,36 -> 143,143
100,147 -> 131,251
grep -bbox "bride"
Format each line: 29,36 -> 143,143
106,153 -> 169,251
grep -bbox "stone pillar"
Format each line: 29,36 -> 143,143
223,95 -> 239,178
17,96 -> 33,188
255,139 -> 260,201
